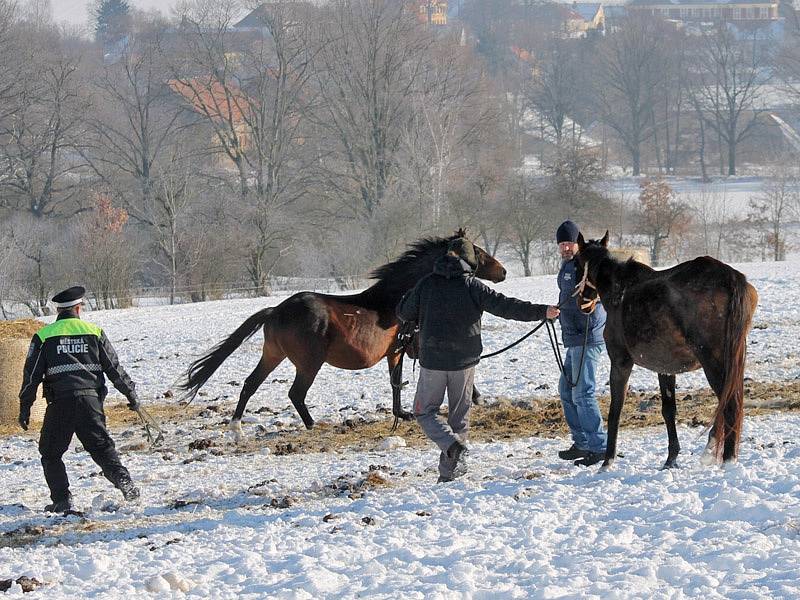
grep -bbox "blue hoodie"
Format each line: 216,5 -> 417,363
557,258 -> 606,347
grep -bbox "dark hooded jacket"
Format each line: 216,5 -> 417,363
397,255 -> 548,371
557,258 -> 606,347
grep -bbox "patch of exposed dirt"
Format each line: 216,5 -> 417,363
5,380 -> 800,455
171,379 -> 800,456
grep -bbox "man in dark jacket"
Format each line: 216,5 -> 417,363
18,286 -> 141,513
397,238 -> 559,482
555,220 -> 608,466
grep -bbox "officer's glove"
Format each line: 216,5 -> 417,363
18,407 -> 30,431
127,397 -> 140,411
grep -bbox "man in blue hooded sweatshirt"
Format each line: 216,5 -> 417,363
555,220 -> 607,466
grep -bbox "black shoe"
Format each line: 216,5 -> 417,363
558,444 -> 589,460
574,451 -> 605,467
45,494 -> 74,514
118,478 -> 141,502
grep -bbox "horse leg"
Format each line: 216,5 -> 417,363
602,355 -> 633,471
472,385 -> 482,405
697,356 -> 727,465
288,363 -> 322,430
230,353 -> 285,443
386,353 -> 413,426
658,373 -> 680,469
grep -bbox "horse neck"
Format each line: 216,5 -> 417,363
594,258 -> 652,303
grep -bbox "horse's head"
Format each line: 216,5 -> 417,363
450,228 -> 506,283
574,231 -> 610,314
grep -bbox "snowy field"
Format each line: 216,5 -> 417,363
1,258 -> 800,598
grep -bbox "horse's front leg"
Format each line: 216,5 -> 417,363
387,353 -> 413,429
658,373 -> 680,469
602,355 -> 633,470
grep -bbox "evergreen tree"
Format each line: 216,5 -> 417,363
94,0 -> 131,43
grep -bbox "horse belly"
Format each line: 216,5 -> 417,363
326,308 -> 395,370
627,336 -> 700,374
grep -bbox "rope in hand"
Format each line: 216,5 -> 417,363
134,405 -> 165,447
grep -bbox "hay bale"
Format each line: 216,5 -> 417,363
609,246 -> 651,266
0,320 -> 46,427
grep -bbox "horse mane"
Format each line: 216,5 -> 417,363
366,236 -> 451,299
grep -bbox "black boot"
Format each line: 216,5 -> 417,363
45,493 -> 74,514
447,441 -> 469,479
574,451 -> 605,467
558,444 -> 589,460
117,477 -> 141,502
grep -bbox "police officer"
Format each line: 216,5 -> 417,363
18,286 -> 141,513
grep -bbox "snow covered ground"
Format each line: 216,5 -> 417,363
1,258 -> 799,598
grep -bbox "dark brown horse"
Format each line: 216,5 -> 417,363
179,230 -> 506,441
573,232 -> 758,469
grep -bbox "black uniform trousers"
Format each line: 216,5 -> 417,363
38,391 -> 131,502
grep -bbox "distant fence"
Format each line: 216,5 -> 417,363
0,275 -> 372,318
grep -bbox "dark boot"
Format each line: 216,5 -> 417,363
44,493 -> 74,514
117,477 -> 140,502
447,441 -> 469,479
558,444 -> 589,460
574,451 -> 605,467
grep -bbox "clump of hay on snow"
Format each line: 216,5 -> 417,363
0,320 -> 46,426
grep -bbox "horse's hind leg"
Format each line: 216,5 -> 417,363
288,365 -> 322,430
230,352 -> 285,443
658,373 -> 680,469
698,357 -> 727,465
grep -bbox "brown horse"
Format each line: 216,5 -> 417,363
179,230 -> 506,440
573,232 -> 758,469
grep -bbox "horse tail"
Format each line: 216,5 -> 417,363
712,272 -> 758,460
179,308 -> 273,402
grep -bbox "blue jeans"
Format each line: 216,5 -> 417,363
559,344 -> 607,453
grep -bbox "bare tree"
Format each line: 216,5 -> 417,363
0,24 -> 89,218
524,37 -> 582,147
172,0 -> 315,294
694,25 -> 768,176
687,183 -> 732,259
83,17 -> 187,212
747,174 -> 798,261
311,0 -> 433,217
504,175 -> 549,276
595,15 -> 666,176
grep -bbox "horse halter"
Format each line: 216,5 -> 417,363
573,260 -> 599,314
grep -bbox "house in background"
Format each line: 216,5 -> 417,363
626,0 -> 780,23
566,2 -> 606,36
416,1 -> 449,26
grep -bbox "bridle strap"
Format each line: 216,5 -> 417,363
573,260 -> 598,314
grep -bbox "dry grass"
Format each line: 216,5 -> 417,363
6,380 -> 800,455
0,320 -> 44,340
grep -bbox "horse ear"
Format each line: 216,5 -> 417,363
455,227 -> 467,238
600,231 -> 609,247
577,232 -> 586,250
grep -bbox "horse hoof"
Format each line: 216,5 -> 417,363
699,450 -> 717,466
304,421 -> 315,431
229,420 -> 245,444
661,461 -> 679,470
401,411 -> 414,422
598,460 -> 613,473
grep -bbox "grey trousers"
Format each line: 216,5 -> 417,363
413,366 -> 475,478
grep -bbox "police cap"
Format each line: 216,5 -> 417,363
52,286 -> 86,309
